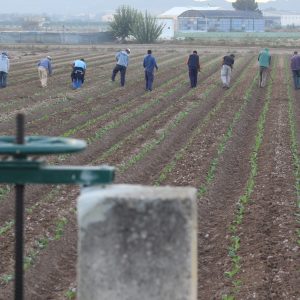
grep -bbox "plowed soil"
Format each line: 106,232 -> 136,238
0,45 -> 299,300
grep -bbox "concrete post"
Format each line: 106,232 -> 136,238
77,184 -> 197,300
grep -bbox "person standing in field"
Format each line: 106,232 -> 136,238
258,48 -> 271,88
143,50 -> 158,92
37,56 -> 52,88
290,51 -> 300,90
111,48 -> 130,87
0,51 -> 10,88
71,58 -> 87,89
221,54 -> 235,89
187,50 -> 200,88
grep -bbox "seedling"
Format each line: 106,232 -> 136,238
65,288 -> 76,299
0,274 -> 14,285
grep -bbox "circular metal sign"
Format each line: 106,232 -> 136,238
0,136 -> 87,155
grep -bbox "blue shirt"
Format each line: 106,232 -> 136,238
73,59 -> 87,70
143,54 -> 158,73
38,58 -> 52,75
116,51 -> 129,67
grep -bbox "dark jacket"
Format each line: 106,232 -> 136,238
291,54 -> 300,71
187,54 -> 200,70
143,54 -> 158,73
71,67 -> 85,82
223,56 -> 234,68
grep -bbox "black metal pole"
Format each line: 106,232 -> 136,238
15,113 -> 25,300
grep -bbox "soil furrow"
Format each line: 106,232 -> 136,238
116,56 -> 253,185
0,57 -> 221,232
1,48 -> 297,300
0,52 -> 163,114
0,54 -> 188,128
0,53 -> 246,298
236,56 -> 299,299
0,57 -> 225,284
195,62 -> 272,299
0,52 -> 147,91
160,58 -> 258,187
0,58 -> 219,226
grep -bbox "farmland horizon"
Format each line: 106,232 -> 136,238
1,0 -> 300,15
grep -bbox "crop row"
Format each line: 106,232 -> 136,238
1,55 -> 218,225
285,59 -> 300,248
221,59 -> 277,299
2,55 -> 220,230
0,53 -> 257,299
3,56 -> 225,284
0,53 -> 188,124
0,51 -> 166,105
0,57 -> 247,290
4,52 -> 147,87
155,58 -> 257,187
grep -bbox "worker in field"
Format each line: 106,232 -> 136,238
258,48 -> 271,88
187,50 -> 200,88
0,51 -> 9,88
71,58 -> 87,89
143,50 -> 158,92
290,51 -> 300,90
221,54 -> 235,89
111,48 -> 130,87
37,56 -> 52,88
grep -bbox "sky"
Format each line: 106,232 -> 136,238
1,0 -> 299,15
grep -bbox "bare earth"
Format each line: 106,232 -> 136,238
0,44 -> 299,299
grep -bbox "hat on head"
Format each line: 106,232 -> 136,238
125,48 -> 131,54
47,56 -> 52,60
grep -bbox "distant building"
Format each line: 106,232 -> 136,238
263,10 -> 300,27
178,10 -> 265,33
157,6 -> 219,39
22,16 -> 46,30
101,14 -> 114,23
264,16 -> 281,29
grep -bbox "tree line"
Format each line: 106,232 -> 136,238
110,6 -> 164,44
110,1 -> 261,43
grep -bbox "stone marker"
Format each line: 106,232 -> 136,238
77,184 -> 197,300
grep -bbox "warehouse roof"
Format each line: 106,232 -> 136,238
179,10 -> 263,19
158,6 -> 219,18
263,10 -> 300,17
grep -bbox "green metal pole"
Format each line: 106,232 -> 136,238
15,113 -> 25,300
0,113 -> 115,299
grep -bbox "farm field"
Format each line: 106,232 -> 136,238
0,45 -> 299,299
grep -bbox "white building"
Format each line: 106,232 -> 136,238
263,10 -> 300,26
101,14 -> 114,22
157,6 -> 219,39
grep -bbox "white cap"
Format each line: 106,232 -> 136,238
125,48 -> 131,54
